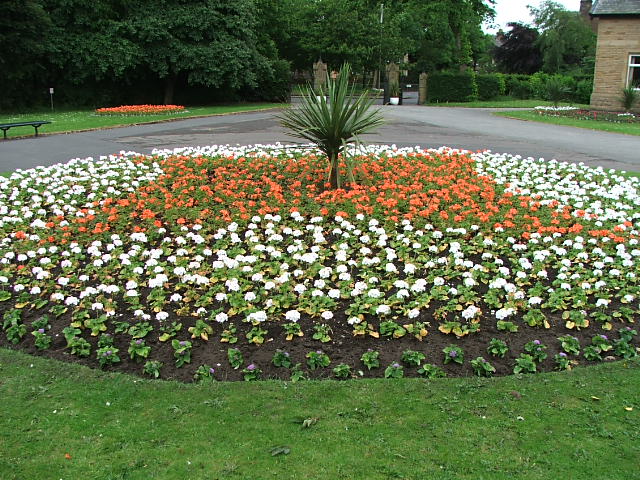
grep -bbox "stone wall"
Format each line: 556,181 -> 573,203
591,17 -> 640,110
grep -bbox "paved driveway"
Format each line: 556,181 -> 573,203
1,104 -> 638,172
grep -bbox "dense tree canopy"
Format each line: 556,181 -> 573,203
530,0 -> 596,74
1,0 -> 498,108
493,23 -> 543,75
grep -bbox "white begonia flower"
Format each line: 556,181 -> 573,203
285,310 -> 301,322
407,308 -> 420,319
65,296 -> 79,306
321,311 -> 334,320
375,305 -> 391,315
367,288 -> 382,298
247,310 -> 267,323
461,305 -> 479,320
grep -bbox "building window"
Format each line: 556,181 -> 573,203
629,55 -> 640,88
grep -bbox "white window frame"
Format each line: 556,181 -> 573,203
629,54 -> 640,89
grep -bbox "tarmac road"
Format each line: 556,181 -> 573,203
1,100 -> 639,172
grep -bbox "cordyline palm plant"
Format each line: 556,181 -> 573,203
279,63 -> 384,190
621,84 -> 639,112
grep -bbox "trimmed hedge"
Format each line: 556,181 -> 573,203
424,72 -> 593,104
426,72 -> 478,103
476,74 -> 503,100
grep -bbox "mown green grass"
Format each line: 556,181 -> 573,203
495,110 -> 640,136
426,98 -> 589,109
0,104 -> 283,138
1,347 -> 638,480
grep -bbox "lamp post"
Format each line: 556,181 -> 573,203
377,3 -> 384,89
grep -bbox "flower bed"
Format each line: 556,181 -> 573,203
0,145 -> 638,382
534,106 -> 640,123
95,104 -> 185,116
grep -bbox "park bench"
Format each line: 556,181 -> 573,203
0,121 -> 51,139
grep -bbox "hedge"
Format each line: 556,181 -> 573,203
424,71 -> 593,104
426,72 -> 478,103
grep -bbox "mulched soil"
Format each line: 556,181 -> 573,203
1,302 -> 635,383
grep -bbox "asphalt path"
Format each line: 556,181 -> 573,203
1,98 -> 639,172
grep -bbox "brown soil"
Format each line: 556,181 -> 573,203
1,302 -> 635,383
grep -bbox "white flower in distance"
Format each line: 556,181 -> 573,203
247,310 -> 267,323
376,304 -> 391,315
321,311 -> 334,320
215,312 -> 228,323
367,288 -> 382,299
285,310 -> 301,322
461,305 -> 480,320
495,307 -> 515,320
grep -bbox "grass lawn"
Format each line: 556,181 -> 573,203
0,103 -> 283,138
1,347 -> 639,480
494,110 -> 640,136
425,98 -> 589,109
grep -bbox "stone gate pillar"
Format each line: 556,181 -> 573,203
313,60 -> 328,92
419,73 -> 428,105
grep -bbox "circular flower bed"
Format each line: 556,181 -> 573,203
95,104 -> 185,116
0,144 -> 638,382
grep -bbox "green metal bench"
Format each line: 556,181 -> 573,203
0,121 -> 51,139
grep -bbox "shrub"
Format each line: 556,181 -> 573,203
426,72 -> 478,103
545,76 -> 572,107
574,79 -> 593,104
621,85 -> 639,111
249,58 -> 292,102
529,72 -> 550,99
476,74 -> 502,100
505,74 -> 533,99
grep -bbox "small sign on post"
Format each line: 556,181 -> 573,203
49,87 -> 54,111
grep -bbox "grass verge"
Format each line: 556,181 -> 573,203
1,347 -> 638,480
494,110 -> 640,136
425,98 -> 589,109
0,104 -> 283,138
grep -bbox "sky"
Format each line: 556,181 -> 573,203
483,0 -> 581,32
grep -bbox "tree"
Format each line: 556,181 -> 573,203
279,64 -> 384,190
493,22 -> 543,74
530,1 -> 596,74
0,0 -> 52,108
124,0 -> 269,104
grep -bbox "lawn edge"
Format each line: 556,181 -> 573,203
493,110 -> 640,137
0,105 -> 286,140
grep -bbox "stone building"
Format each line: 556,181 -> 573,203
590,0 -> 640,110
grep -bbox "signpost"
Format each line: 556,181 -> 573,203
49,87 -> 54,111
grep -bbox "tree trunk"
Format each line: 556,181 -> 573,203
329,154 -> 339,190
163,75 -> 177,105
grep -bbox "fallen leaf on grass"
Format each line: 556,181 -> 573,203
64,453 -> 72,460
624,407 -> 633,411
292,417 -> 319,428
270,446 -> 291,456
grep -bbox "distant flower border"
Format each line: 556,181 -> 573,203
534,106 -> 639,124
95,105 -> 185,116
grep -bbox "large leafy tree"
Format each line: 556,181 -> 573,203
0,0 -> 52,108
493,22 -> 543,74
530,0 -> 596,74
44,0 -> 141,84
124,0 -> 268,104
260,0 -> 495,75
